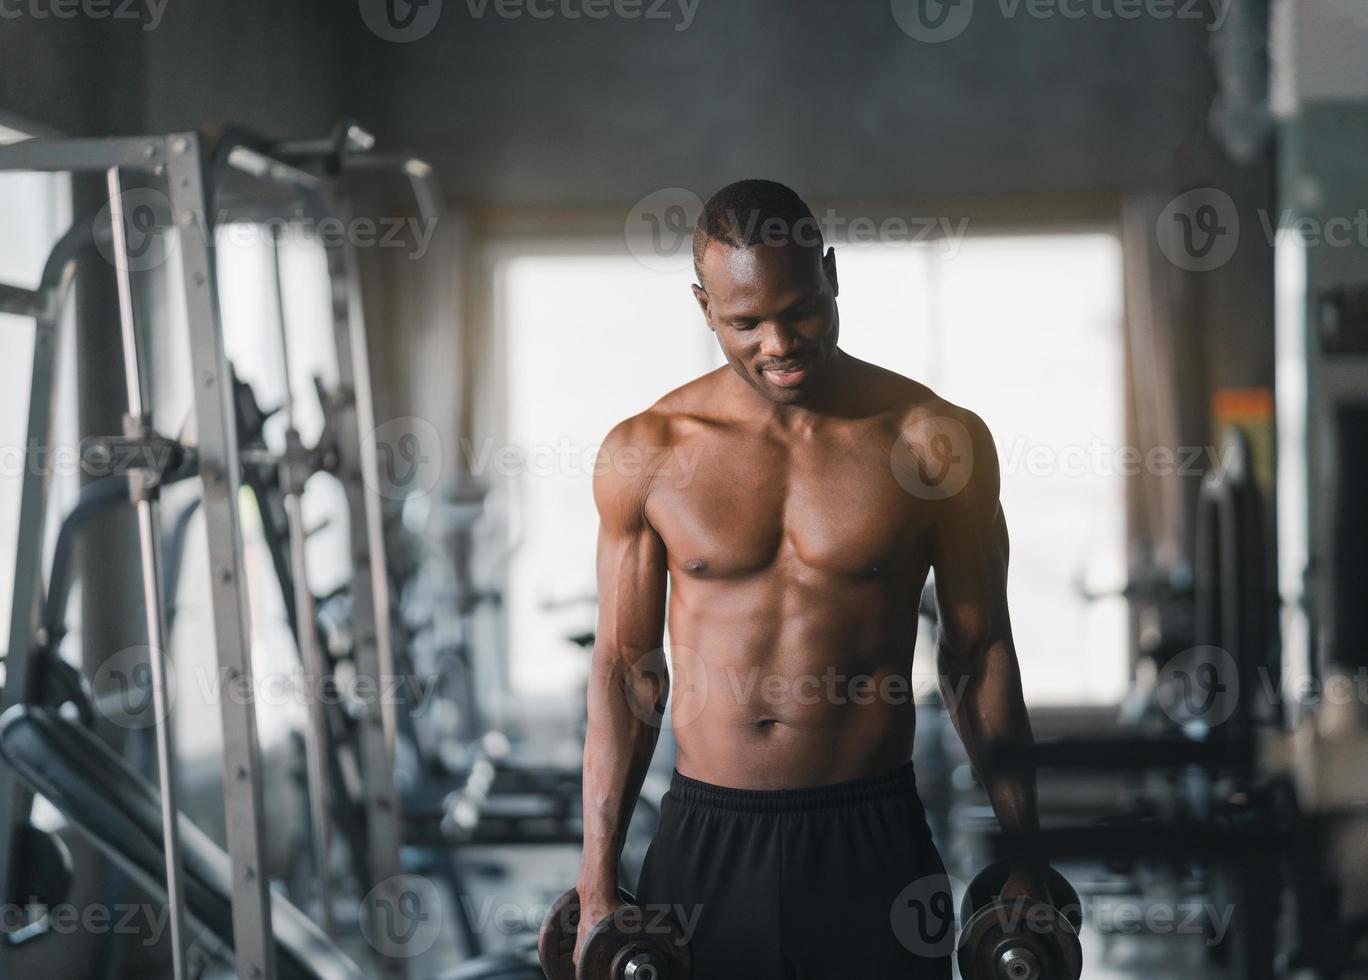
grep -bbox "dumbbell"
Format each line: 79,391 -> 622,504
956,863 -> 1083,980
539,887 -> 691,980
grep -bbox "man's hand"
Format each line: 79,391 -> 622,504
999,864 -> 1053,907
573,890 -> 628,968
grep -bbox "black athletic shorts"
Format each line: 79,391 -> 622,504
635,762 -> 954,979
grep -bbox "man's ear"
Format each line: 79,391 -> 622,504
691,283 -> 714,331
823,247 -> 839,298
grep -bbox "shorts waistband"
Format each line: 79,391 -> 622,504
667,761 -> 919,813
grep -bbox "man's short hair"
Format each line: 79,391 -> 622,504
693,179 -> 824,282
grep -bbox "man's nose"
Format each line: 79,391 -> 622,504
758,321 -> 804,358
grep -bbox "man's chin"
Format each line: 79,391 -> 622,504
758,379 -> 811,404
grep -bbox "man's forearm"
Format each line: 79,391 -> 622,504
940,642 -> 1046,883
578,651 -> 665,902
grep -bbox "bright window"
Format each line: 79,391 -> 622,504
499,233 -> 1128,706
0,158 -> 73,647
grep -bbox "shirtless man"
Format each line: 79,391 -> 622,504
575,179 -> 1047,978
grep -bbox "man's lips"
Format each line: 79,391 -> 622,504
762,363 -> 809,387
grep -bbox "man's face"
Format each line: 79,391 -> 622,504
693,241 -> 840,405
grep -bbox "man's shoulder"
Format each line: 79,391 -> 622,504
604,367 -> 729,449
847,357 -> 989,439
852,359 -> 998,501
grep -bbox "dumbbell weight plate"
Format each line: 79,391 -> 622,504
578,904 -> 690,980
960,862 -> 1083,932
542,887 -> 682,980
957,898 -> 1082,980
539,888 -> 584,980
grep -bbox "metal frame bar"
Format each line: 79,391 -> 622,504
267,224 -> 337,937
208,125 -> 415,972
0,282 -> 40,317
322,182 -> 406,979
0,133 -> 280,979
105,165 -> 190,980
163,133 -> 278,980
0,218 -> 85,944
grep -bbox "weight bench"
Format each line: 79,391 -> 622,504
0,705 -> 541,980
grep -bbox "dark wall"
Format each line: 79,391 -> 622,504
0,0 -> 350,138
2,0 -> 1231,207
348,0 -> 1225,208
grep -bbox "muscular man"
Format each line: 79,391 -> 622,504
576,179 -> 1047,978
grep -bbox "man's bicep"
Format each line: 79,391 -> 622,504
931,430 -> 1010,657
592,452 -> 668,660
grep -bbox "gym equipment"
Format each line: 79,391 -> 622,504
538,887 -> 691,980
0,705 -> 545,980
0,125 -> 436,980
956,863 -> 1082,980
2,823 -> 76,947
